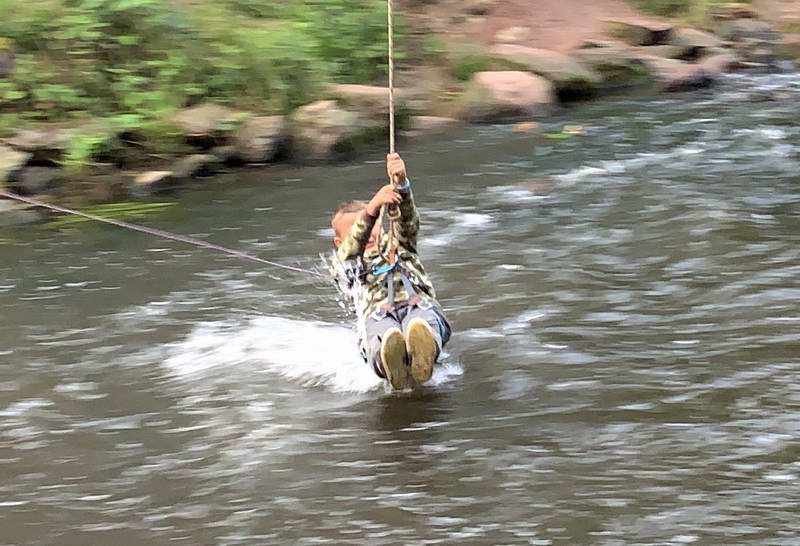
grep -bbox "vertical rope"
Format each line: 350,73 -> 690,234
388,0 -> 396,155
381,0 -> 400,266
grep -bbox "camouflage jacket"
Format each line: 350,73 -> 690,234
332,181 -> 437,321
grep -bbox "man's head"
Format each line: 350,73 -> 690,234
331,200 -> 380,250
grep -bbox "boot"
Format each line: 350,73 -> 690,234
380,328 -> 410,390
405,318 -> 437,384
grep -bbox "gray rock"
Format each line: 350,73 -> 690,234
606,17 -> 673,46
0,144 -> 30,186
0,200 -> 41,227
210,145 -> 243,165
669,28 -> 724,50
722,18 -> 783,66
491,45 -> 601,97
409,116 -> 460,134
572,44 -> 652,91
718,18 -> 778,42
290,100 -> 373,162
10,167 -> 61,195
171,103 -> 241,147
233,116 -> 289,163
331,84 -> 409,128
171,154 -> 219,179
4,128 -> 68,164
457,71 -> 555,123
131,171 -> 174,195
636,55 -> 712,92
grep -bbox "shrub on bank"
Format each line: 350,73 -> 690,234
0,0 -> 396,134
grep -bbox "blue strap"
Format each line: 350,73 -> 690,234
370,261 -> 397,277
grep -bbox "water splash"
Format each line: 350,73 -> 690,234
162,315 -> 462,394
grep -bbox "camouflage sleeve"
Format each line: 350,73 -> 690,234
336,210 -> 378,262
394,179 -> 419,252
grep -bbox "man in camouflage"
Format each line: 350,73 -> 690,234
330,153 -> 451,389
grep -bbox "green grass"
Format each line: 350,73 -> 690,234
45,201 -> 177,229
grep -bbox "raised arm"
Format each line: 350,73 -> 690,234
387,153 -> 419,252
394,182 -> 419,252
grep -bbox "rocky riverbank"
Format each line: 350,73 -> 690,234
1,1 -> 797,226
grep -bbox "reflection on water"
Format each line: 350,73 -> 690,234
2,72 -> 800,545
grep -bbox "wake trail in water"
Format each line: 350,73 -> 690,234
162,315 -> 462,394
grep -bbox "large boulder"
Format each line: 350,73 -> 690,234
290,100 -> 373,162
0,200 -> 41,227
606,17 -> 673,46
0,144 -> 30,187
330,84 -> 410,129
669,28 -> 724,50
171,103 -> 241,148
4,128 -> 70,164
572,44 -> 652,92
457,71 -> 555,123
636,55 -> 711,92
491,45 -> 601,98
233,116 -> 289,163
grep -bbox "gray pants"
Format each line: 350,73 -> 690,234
364,304 -> 452,378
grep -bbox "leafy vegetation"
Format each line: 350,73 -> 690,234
0,0 -> 398,129
450,51 -> 492,82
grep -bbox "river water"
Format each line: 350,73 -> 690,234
2,72 -> 800,545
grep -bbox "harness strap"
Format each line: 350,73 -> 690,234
386,268 -> 396,312
377,260 -> 421,314
399,270 -> 422,307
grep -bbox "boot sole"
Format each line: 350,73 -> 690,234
381,328 -> 410,391
406,318 -> 437,384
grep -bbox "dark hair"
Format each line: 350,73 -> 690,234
331,200 -> 367,226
